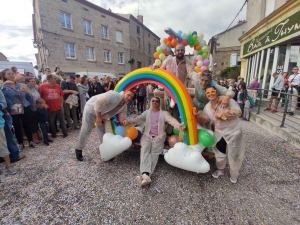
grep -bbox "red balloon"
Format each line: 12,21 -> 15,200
163,49 -> 168,55
168,35 -> 173,42
182,39 -> 188,46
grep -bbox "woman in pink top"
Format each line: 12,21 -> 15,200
128,97 -> 185,187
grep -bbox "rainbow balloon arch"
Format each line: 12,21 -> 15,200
111,67 -> 198,146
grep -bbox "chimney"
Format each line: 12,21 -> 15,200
137,15 -> 143,24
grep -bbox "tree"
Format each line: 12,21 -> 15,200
220,66 -> 241,80
34,65 -> 38,70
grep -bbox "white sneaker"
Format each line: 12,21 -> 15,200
141,174 -> 152,186
17,144 -> 25,151
135,176 -> 143,187
212,170 -> 224,178
230,177 -> 238,183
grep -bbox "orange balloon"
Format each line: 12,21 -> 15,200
168,135 -> 180,148
154,52 -> 159,59
163,38 -> 168,44
195,45 -> 201,51
171,39 -> 178,46
166,41 -> 172,47
125,127 -> 138,140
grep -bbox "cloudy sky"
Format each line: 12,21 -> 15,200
0,0 -> 247,65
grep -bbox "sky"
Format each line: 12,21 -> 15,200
0,0 -> 247,66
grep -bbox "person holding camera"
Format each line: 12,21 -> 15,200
287,66 -> 300,116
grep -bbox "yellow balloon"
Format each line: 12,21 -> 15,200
194,66 -> 200,73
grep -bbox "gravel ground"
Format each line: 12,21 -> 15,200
0,120 -> 300,224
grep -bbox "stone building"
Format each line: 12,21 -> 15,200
0,52 -> 8,61
32,0 -> 159,78
209,21 -> 247,75
118,14 -> 160,70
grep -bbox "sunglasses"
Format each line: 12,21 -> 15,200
176,49 -> 185,52
152,100 -> 160,103
205,90 -> 217,95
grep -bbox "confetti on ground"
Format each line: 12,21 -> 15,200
0,120 -> 299,224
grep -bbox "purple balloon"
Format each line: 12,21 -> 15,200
203,59 -> 210,66
178,37 -> 182,43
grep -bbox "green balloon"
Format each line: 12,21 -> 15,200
186,33 -> 192,40
202,53 -> 207,59
198,50 -> 203,55
173,128 -> 179,135
202,46 -> 208,52
156,46 -> 162,54
198,129 -> 214,147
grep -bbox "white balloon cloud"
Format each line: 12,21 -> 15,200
99,133 -> 132,161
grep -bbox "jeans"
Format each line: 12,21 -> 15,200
48,108 -> 68,136
63,102 -> 78,128
38,122 -> 49,142
3,114 -> 19,161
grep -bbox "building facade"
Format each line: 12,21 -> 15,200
33,0 -> 158,78
118,14 -> 160,70
209,21 -> 247,75
239,0 -> 300,91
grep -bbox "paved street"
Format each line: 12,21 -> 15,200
0,121 -> 299,224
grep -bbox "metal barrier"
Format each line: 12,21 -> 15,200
248,88 -> 300,131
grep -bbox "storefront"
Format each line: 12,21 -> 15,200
239,1 -> 300,94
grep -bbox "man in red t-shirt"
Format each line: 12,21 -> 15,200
38,74 -> 68,138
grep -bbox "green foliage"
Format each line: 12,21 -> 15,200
34,65 -> 38,70
220,66 -> 241,79
128,58 -> 135,65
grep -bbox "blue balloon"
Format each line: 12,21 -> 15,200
177,30 -> 182,36
192,31 -> 197,35
115,126 -> 125,137
135,130 -> 142,140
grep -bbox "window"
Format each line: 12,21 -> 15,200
148,33 -> 150,37
148,43 -> 151,53
103,50 -> 111,62
101,15 -> 106,18
60,11 -> 72,29
137,37 -> 140,48
154,38 -> 156,42
64,43 -> 76,58
137,61 -> 142,68
83,19 -> 92,35
118,52 -> 124,64
61,0 -> 67,3
116,30 -> 122,43
86,47 -> 95,60
149,59 -> 152,65
117,21 -> 121,24
83,7 -> 88,12
137,25 -> 140,34
101,25 -> 109,39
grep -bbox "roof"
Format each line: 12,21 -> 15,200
74,0 -> 129,23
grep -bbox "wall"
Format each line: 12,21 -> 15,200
215,23 -> 247,48
246,0 -> 265,31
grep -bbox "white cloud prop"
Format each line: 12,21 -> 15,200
99,133 -> 132,161
164,142 -> 210,173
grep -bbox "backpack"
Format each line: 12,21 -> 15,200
247,94 -> 255,106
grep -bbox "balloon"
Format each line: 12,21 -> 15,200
160,38 -> 164,44
115,126 -> 125,137
173,128 -> 179,135
198,129 -> 214,147
177,30 -> 182,36
196,61 -> 203,67
194,40 -> 199,46
178,37 -> 182,43
156,46 -> 162,54
193,50 -> 198,56
200,40 -> 207,47
171,39 -> 178,46
160,43 -> 167,50
168,35 -> 173,42
195,45 -> 202,51
154,52 -> 159,59
192,34 -> 198,40
166,41 -> 172,47
200,66 -> 206,72
163,38 -> 168,44
168,135 -> 180,148
181,33 -> 186,39
159,53 -> 166,60
202,53 -> 207,59
135,126 -> 142,132
186,31 -> 192,35
188,39 -> 194,46
196,55 -> 202,61
198,50 -> 203,55
201,45 -> 208,52
136,130 -> 142,140
193,60 -> 197,66
182,39 -> 188,46
163,49 -> 168,55
125,127 -> 138,140
155,59 -> 161,66
203,59 -> 210,66
198,33 -> 204,41
192,31 -> 198,35
186,33 -> 192,40
194,66 -> 200,72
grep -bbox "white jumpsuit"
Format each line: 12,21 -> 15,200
75,91 -> 127,150
203,99 -> 245,179
128,98 -> 182,175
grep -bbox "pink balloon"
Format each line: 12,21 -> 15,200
201,66 -> 206,72
196,55 -> 202,61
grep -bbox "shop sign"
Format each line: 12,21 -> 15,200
242,9 -> 300,57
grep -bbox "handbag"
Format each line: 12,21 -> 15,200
10,85 -> 24,115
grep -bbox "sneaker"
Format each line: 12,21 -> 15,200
212,169 -> 225,178
271,109 -> 277,113
6,165 -> 17,175
74,126 -> 80,130
29,141 -> 37,148
67,127 -> 73,131
141,174 -> 152,186
51,134 -> 57,138
230,177 -> 238,183
17,144 -> 25,151
43,141 -> 49,146
48,139 -> 53,142
264,107 -> 272,111
289,112 -> 294,116
135,176 -> 143,188
63,134 -> 68,138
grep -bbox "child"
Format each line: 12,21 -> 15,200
36,98 -> 52,146
243,96 -> 250,121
